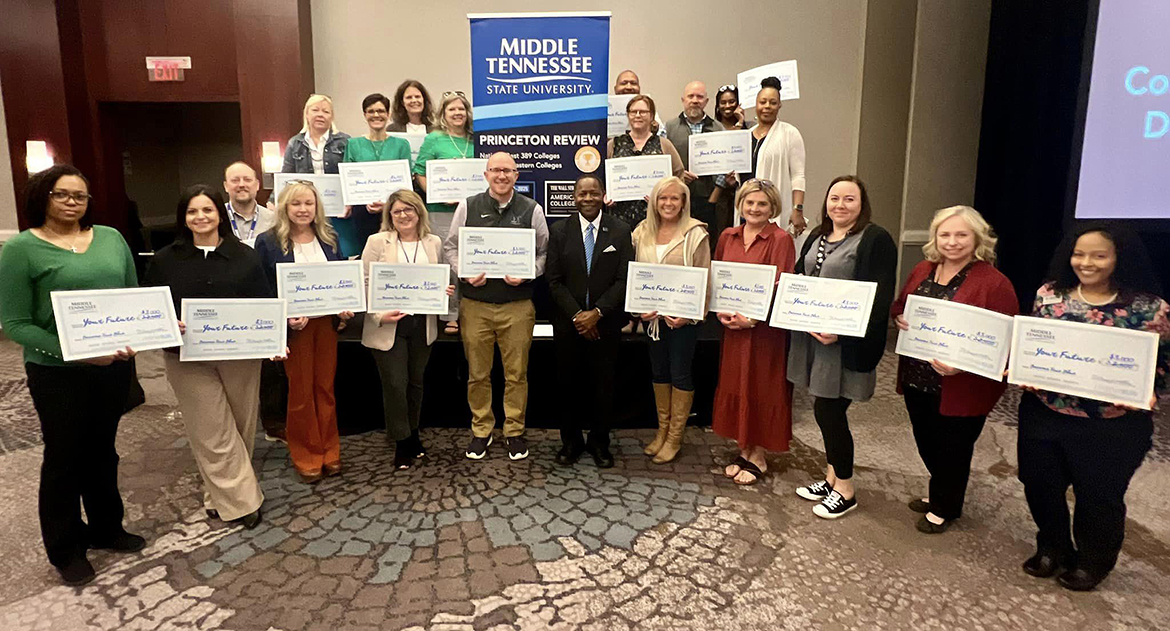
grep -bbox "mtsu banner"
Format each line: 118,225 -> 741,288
469,12 -> 610,217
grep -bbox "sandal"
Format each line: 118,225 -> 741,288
733,460 -> 766,486
724,456 -> 752,478
444,321 -> 459,335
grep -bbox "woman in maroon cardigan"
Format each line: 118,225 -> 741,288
891,205 -> 1017,534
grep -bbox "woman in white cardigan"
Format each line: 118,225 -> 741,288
735,76 -> 809,252
361,189 -> 455,469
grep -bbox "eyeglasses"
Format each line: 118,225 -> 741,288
442,90 -> 466,98
364,107 -> 388,115
390,208 -> 417,217
745,178 -> 775,189
627,109 -> 652,116
487,167 -> 518,175
49,190 -> 92,204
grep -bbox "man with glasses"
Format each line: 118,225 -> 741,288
222,162 -> 274,248
664,81 -> 724,245
443,152 -> 549,461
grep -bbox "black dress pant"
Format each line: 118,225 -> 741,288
554,328 -> 619,450
1017,393 -> 1152,574
25,361 -> 132,567
371,316 -> 432,443
258,359 -> 287,435
903,389 -> 987,519
813,396 -> 854,479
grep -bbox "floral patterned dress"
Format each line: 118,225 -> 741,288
610,133 -> 666,229
1030,282 -> 1170,417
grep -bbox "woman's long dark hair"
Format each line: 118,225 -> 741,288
809,175 -> 873,239
391,79 -> 435,128
1045,221 -> 1162,298
174,184 -> 233,244
25,164 -> 92,228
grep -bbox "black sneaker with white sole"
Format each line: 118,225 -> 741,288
796,479 -> 833,501
505,436 -> 529,461
466,434 -> 492,460
813,490 -> 857,519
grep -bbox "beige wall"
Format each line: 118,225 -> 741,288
310,0 -> 868,215
856,0 -> 917,236
0,74 -> 18,239
898,0 -> 993,273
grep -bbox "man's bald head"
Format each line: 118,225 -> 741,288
614,70 -> 641,95
682,81 -> 709,123
485,152 -> 519,200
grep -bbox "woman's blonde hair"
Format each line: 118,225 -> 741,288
300,94 -> 339,135
381,189 -> 431,237
734,178 -> 783,219
638,177 -> 691,243
922,205 -> 997,265
273,181 -> 339,254
436,93 -> 473,135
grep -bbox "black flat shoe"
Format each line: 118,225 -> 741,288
916,515 -> 951,534
89,531 -> 146,553
238,508 -> 263,530
587,445 -> 615,469
206,509 -> 220,520
555,445 -> 584,466
57,556 -> 96,586
908,499 -> 930,513
394,440 -> 416,470
1022,551 -> 1065,578
1057,567 -> 1107,592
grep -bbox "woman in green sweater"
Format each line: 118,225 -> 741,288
0,165 -> 145,586
412,91 -> 475,333
338,92 -> 412,257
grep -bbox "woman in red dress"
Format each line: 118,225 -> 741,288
712,178 -> 796,484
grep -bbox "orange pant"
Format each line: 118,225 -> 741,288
285,316 -> 339,475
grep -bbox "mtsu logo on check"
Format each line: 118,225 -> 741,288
635,270 -> 655,280
67,301 -> 98,314
1025,328 -> 1056,343
190,307 -> 220,320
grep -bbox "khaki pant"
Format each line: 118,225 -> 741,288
164,354 -> 264,521
459,297 -> 535,438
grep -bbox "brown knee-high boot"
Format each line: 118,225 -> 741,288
653,387 -> 693,464
644,383 -> 673,456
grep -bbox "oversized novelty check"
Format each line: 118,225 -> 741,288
50,286 -> 183,361
273,173 -> 345,217
424,158 -> 489,204
368,263 -> 451,315
769,273 -> 876,337
738,59 -> 801,105
625,262 -> 709,321
894,295 -> 1014,381
338,160 -> 412,205
387,132 -> 426,163
688,130 -> 752,176
605,155 -> 673,202
607,94 -> 635,137
708,261 -> 778,322
276,260 -> 366,318
1008,316 -> 1159,410
457,228 -> 537,279
179,299 -> 287,362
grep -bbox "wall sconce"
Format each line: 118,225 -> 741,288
260,142 -> 282,189
26,141 -> 53,173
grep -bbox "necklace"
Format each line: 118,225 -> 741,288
1076,285 -> 1117,306
448,133 -> 470,158
41,226 -> 83,253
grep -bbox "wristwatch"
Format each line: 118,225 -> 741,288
794,204 -> 804,212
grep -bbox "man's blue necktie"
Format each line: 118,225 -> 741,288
584,223 -> 595,305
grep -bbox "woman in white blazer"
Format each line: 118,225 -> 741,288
361,189 -> 455,470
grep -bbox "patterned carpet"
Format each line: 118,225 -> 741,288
0,335 -> 1167,630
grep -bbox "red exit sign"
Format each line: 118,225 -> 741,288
145,56 -> 190,82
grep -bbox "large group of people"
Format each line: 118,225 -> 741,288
0,74 -> 1165,597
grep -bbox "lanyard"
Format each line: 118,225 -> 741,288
398,239 -> 421,263
227,205 -> 258,240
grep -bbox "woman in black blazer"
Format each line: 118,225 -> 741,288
787,175 -> 898,519
144,185 -> 273,529
255,181 -> 352,483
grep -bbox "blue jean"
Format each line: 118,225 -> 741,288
647,323 -> 699,391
